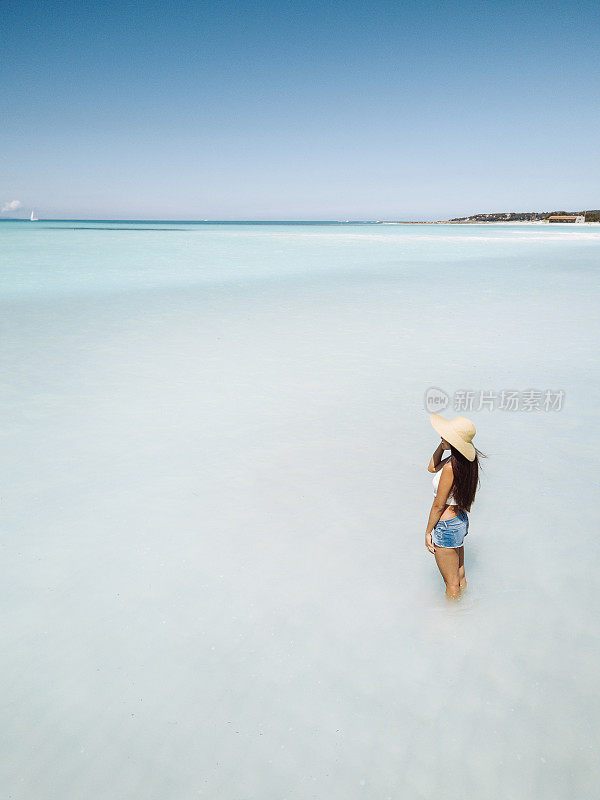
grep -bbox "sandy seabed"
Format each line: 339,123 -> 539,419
1,222 -> 599,799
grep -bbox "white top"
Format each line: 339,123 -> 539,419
432,465 -> 457,506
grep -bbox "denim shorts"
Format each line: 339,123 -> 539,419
432,510 -> 469,548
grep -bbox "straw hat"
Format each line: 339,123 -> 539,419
430,413 -> 476,461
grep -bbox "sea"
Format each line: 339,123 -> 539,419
1,220 -> 599,799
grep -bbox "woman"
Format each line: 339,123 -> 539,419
425,413 -> 483,599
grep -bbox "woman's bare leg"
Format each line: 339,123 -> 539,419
457,546 -> 466,588
434,546 -> 461,599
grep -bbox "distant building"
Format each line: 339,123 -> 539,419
547,215 -> 584,223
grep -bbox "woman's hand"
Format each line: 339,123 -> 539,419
428,439 -> 447,471
425,532 -> 435,554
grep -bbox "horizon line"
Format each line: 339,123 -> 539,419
0,218 -> 430,224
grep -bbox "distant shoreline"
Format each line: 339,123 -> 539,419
382,220 -> 600,226
1,218 -> 599,226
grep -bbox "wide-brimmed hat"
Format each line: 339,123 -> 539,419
430,413 -> 476,461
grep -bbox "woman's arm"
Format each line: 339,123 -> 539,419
428,440 -> 449,472
425,463 -> 453,554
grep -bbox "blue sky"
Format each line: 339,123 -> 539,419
1,0 -> 599,220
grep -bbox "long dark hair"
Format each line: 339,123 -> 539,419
449,446 -> 485,512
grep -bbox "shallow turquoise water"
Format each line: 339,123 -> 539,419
2,220 -> 599,299
1,222 -> 599,798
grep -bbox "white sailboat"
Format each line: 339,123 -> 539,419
30,209 -> 38,221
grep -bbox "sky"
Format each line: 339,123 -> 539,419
1,0 -> 599,220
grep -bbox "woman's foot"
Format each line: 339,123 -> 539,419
459,578 -> 467,589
